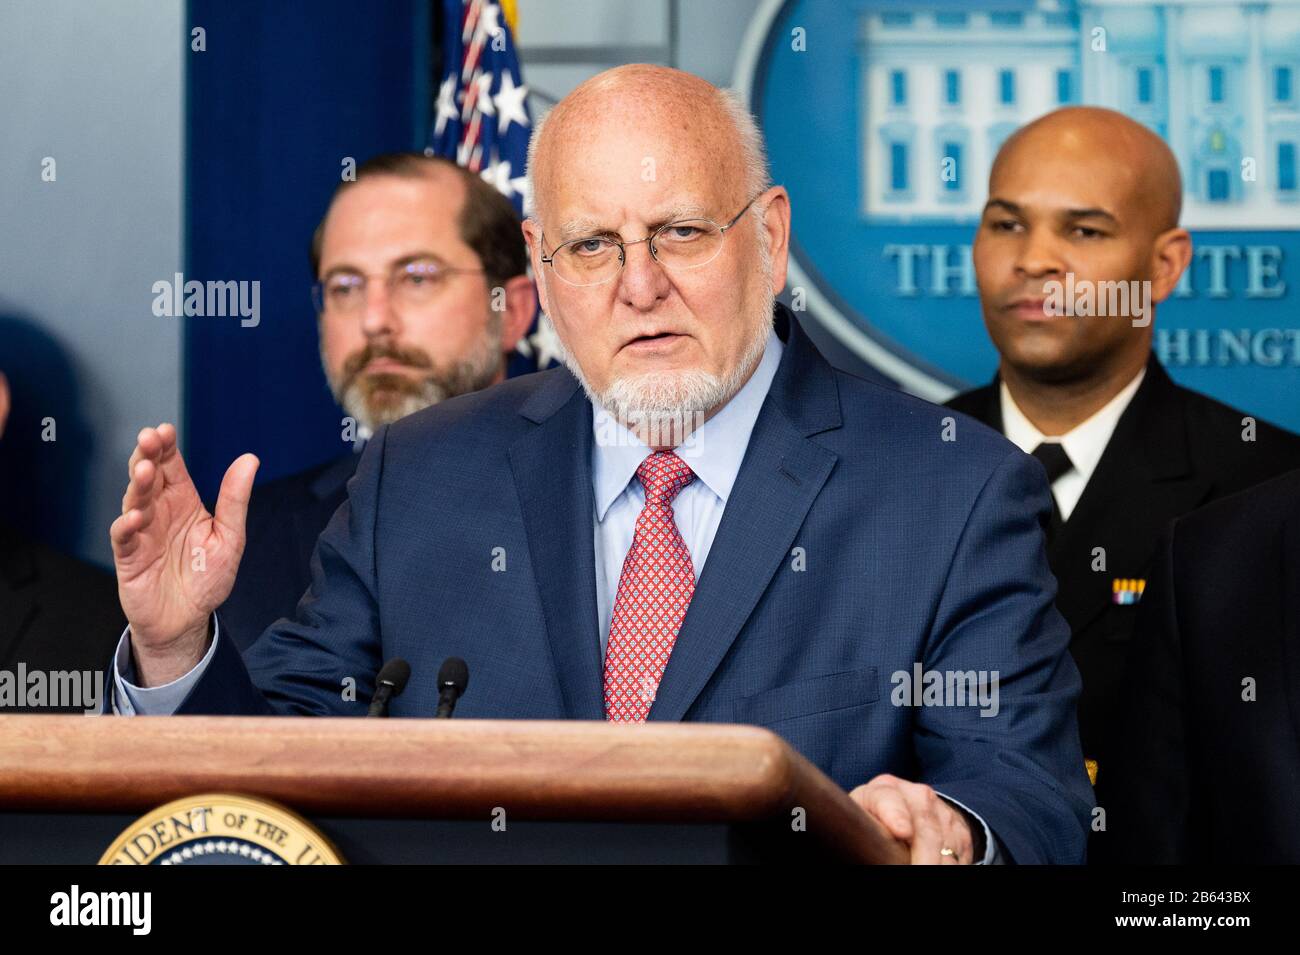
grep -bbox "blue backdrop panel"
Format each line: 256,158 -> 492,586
749,0 -> 1300,434
185,0 -> 425,500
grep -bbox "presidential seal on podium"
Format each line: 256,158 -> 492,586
98,793 -> 345,865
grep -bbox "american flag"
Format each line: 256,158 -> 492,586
427,0 -> 561,374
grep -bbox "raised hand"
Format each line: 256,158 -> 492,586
109,423 -> 258,686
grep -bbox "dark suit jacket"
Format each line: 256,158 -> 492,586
1,523 -> 124,712
1105,468 -> 1300,863
133,305 -> 1094,863
946,356 -> 1300,785
218,453 -> 359,651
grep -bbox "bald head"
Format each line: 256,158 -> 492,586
973,106 -> 1194,395
516,65 -> 792,448
526,65 -> 769,226
992,106 -> 1182,233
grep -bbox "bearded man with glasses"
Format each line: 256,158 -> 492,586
222,152 -> 536,650
107,66 -> 1092,865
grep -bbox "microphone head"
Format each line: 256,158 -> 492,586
437,657 -> 469,694
376,658 -> 411,695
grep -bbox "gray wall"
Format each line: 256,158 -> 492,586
0,0 -> 184,568
516,0 -> 757,106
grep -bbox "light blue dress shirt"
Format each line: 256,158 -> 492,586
110,322 -> 997,862
110,619 -> 219,716
592,325 -> 784,653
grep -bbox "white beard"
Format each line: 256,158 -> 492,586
559,279 -> 776,447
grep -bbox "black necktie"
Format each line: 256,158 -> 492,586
1031,442 -> 1073,544
1031,442 -> 1073,483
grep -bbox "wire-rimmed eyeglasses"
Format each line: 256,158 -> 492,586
539,195 -> 761,288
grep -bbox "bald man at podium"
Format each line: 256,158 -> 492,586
105,66 -> 1093,865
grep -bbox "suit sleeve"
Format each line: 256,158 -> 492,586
915,449 -> 1094,864
1100,528 -> 1194,863
172,427 -> 390,716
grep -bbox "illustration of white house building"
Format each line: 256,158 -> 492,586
860,1 -> 1300,228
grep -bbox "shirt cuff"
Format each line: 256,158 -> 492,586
111,617 -> 220,716
935,791 -> 1002,865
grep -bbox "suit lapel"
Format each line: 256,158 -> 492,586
976,380 -> 1003,433
960,358 -> 1214,637
649,311 -> 841,722
1049,358 -> 1207,635
307,452 -> 359,503
509,371 -> 605,719
299,455 -> 359,580
946,379 -> 1001,433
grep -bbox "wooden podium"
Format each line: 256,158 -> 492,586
0,715 -> 907,864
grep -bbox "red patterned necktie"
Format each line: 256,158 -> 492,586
603,451 -> 697,722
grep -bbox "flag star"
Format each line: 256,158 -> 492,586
481,156 -> 516,198
511,172 -> 532,213
480,3 -> 504,42
474,72 -> 496,116
495,72 -> 530,133
525,313 -> 564,368
434,73 -> 459,137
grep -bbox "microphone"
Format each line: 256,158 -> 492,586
435,657 -> 469,718
366,658 -> 411,717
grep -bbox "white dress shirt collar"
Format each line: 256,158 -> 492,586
1000,367 -> 1145,484
592,325 -> 785,520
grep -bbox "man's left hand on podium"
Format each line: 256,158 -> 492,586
848,774 -> 978,865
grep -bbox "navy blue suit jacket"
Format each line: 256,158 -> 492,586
169,306 -> 1093,863
217,453 -> 358,652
